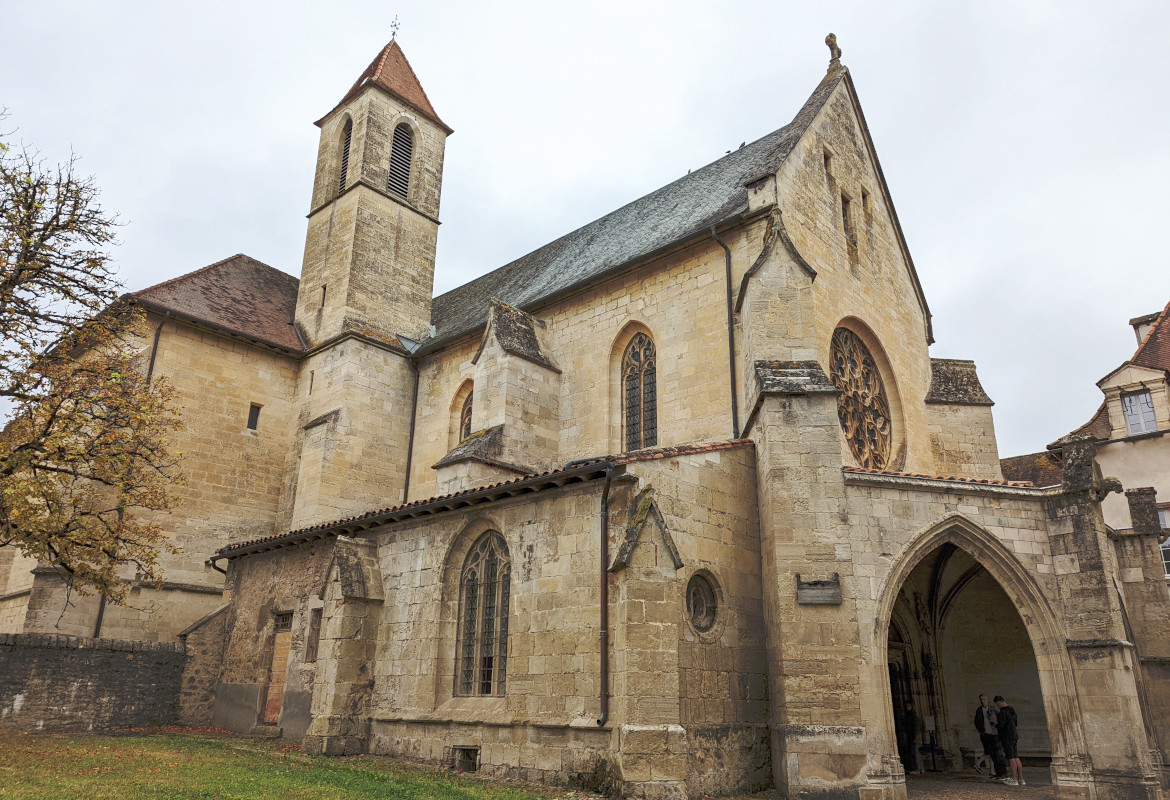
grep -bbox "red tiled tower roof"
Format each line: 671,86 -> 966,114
317,40 -> 451,133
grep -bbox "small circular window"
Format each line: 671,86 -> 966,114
686,573 -> 717,633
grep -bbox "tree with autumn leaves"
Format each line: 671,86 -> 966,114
0,126 -> 182,601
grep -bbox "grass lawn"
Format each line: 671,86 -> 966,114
0,729 -> 575,800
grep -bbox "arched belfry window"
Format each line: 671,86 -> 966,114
338,119 -> 353,195
460,391 -> 474,442
828,327 -> 892,470
622,332 -> 657,451
457,531 -> 511,696
387,123 -> 413,197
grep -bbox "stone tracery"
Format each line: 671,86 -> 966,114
829,327 -> 892,470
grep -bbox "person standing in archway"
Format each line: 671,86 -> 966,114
974,694 -> 1007,780
899,701 -> 922,775
995,695 -> 1024,785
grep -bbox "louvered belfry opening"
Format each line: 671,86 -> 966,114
622,332 -> 658,451
387,123 -> 414,197
457,531 -> 511,696
338,120 -> 352,195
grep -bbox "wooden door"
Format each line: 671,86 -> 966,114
263,612 -> 293,724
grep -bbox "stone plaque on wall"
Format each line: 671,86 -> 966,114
795,573 -> 842,605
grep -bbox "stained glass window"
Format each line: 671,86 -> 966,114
622,333 -> 657,451
456,532 -> 510,696
828,327 -> 892,470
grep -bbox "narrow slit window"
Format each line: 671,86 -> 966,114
823,149 -> 833,178
308,370 -> 315,395
622,333 -> 658,451
247,403 -> 262,431
861,188 -> 871,218
305,608 -> 323,663
842,194 -> 858,265
338,120 -> 352,195
1122,391 -> 1158,435
320,284 -> 327,308
387,123 -> 414,198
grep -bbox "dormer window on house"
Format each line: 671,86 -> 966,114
1122,390 -> 1157,435
387,123 -> 413,197
338,120 -> 353,195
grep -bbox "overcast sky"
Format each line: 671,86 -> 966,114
5,1 -> 1169,460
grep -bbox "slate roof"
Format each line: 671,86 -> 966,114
427,67 -> 849,347
999,451 -> 1063,487
130,254 -> 302,352
318,40 -> 451,133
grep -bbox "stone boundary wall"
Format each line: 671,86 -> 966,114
0,633 -> 185,731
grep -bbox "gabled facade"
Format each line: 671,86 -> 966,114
3,38 -> 1169,800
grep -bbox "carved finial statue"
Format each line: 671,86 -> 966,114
390,15 -> 401,41
826,33 -> 842,73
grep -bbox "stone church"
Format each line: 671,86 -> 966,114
4,36 -> 1170,800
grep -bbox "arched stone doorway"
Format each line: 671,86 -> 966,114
873,516 -> 1091,792
887,544 -> 1051,772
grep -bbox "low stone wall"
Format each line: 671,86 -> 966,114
0,632 -> 185,731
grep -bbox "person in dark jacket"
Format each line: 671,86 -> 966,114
973,694 -> 1007,778
899,701 -> 922,775
994,695 -> 1024,785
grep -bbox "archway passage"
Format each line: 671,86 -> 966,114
888,543 -> 1052,776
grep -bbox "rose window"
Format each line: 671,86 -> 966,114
829,328 -> 892,470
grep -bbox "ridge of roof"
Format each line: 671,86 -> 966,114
841,465 -> 1035,488
425,67 -> 849,349
318,40 -> 451,133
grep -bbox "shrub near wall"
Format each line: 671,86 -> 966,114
0,633 -> 184,731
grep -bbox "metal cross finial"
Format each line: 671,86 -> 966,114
826,33 -> 842,73
390,16 -> 401,41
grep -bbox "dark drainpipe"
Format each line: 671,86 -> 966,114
402,357 -> 421,504
597,462 -> 615,726
146,311 -> 170,382
711,227 -> 740,438
99,310 -> 171,638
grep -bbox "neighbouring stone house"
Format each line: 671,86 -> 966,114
1003,302 -> 1170,568
3,36 -> 1169,800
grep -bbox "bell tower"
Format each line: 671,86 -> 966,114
283,41 -> 452,531
295,40 -> 452,346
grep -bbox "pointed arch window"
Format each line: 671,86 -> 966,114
338,119 -> 353,195
387,123 -> 414,198
622,332 -> 657,451
457,531 -> 511,696
459,390 -> 474,442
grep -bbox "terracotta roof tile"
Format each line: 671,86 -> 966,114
320,40 -> 450,133
215,439 -> 755,558
131,254 -> 302,352
1050,402 -> 1112,449
841,465 -> 1034,488
1131,298 -> 1170,374
999,451 -> 1063,487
